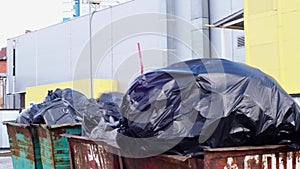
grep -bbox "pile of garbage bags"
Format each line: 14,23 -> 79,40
16,88 -> 83,125
82,92 -> 124,138
16,88 -> 124,135
15,58 -> 300,158
116,58 -> 300,157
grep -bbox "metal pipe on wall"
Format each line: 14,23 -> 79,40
12,40 -> 16,109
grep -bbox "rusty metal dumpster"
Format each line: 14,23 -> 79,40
36,123 -> 81,169
65,134 -> 121,169
123,154 -> 203,169
3,121 -> 43,169
123,145 -> 300,169
203,145 -> 300,169
65,133 -> 300,169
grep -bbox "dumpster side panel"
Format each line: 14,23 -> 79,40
67,136 -> 120,169
203,146 -> 300,169
5,122 -> 42,169
38,126 -> 55,169
52,127 -> 82,169
30,126 -> 43,169
38,125 -> 81,169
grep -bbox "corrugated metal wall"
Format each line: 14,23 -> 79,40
7,0 -> 168,96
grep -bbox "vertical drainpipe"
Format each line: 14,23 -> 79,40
74,0 -> 80,17
166,0 -> 175,66
207,0 -> 212,58
3,77 -> 6,108
12,40 -> 16,109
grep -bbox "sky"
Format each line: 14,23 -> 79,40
0,0 -> 63,48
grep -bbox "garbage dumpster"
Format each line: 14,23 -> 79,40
3,121 -> 42,169
122,145 -> 300,169
64,134 -> 121,169
65,133 -> 300,169
203,145 -> 300,169
123,154 -> 203,169
36,123 -> 81,169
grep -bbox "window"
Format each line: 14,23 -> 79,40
20,93 -> 25,109
237,36 -> 245,48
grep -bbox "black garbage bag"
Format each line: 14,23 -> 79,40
61,88 -> 89,113
97,92 -> 124,126
32,98 -> 80,125
81,98 -> 104,137
16,103 -> 43,124
117,58 -> 300,157
90,117 -> 119,142
82,92 -> 124,138
16,88 -> 88,125
16,88 -> 65,124
43,88 -> 63,102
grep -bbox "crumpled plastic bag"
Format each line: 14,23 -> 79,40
82,92 -> 124,137
32,98 -> 80,125
117,58 -> 300,157
90,117 -> 118,142
16,103 -> 43,124
16,88 -> 86,125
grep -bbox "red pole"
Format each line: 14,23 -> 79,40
137,42 -> 144,74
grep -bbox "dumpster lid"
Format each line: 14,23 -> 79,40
38,123 -> 81,129
62,134 -> 119,148
2,120 -> 30,128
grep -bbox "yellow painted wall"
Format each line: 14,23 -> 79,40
245,0 -> 300,94
25,79 -> 118,106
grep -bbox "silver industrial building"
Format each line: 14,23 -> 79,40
5,0 -> 244,108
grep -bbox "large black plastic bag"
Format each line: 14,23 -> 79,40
61,88 -> 89,113
15,89 -> 63,124
16,103 -> 43,124
117,58 -> 300,157
97,92 -> 124,127
16,88 -> 89,125
32,98 -> 80,125
81,99 -> 104,137
81,92 -> 124,138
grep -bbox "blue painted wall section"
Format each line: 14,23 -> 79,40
73,0 -> 80,17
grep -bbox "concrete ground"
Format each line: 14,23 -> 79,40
0,150 -> 13,169
0,156 -> 13,168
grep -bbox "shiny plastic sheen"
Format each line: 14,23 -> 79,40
117,59 -> 300,157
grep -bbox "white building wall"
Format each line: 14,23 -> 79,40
7,0 -> 168,95
166,0 -> 210,65
6,0 -> 242,108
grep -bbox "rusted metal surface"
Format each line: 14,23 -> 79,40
204,145 -> 300,169
123,155 -> 203,169
3,121 -> 42,169
65,134 -> 204,169
65,135 -> 120,169
65,133 -> 300,169
37,124 -> 81,169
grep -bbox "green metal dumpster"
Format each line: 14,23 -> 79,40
3,121 -> 43,169
36,123 -> 81,169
